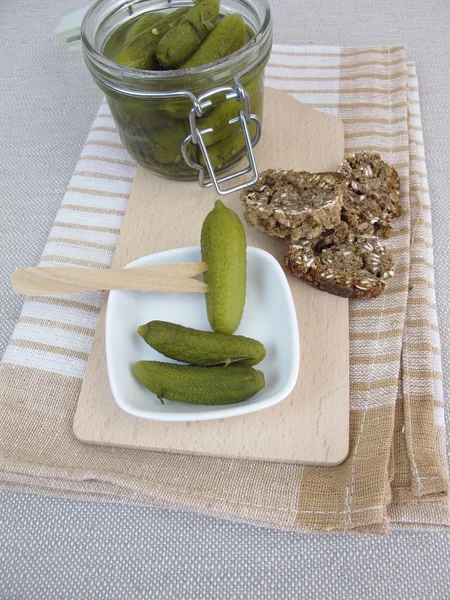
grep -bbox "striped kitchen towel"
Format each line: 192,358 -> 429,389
0,45 -> 448,534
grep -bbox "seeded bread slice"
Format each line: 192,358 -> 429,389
285,234 -> 395,299
315,221 -> 350,247
338,151 -> 401,237
240,169 -> 345,241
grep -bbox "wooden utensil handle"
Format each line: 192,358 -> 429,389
11,265 -> 208,295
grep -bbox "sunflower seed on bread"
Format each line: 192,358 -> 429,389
240,169 -> 344,241
285,233 -> 395,299
338,151 -> 401,238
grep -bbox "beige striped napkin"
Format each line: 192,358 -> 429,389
1,45 -> 448,534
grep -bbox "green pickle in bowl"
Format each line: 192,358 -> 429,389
85,0 -> 271,179
133,362 -> 265,406
137,321 -> 266,366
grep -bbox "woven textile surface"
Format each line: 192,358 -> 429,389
1,46 -> 448,535
1,0 -> 450,596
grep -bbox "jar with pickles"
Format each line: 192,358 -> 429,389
81,0 -> 272,193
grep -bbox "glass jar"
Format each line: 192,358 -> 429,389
81,0 -> 272,194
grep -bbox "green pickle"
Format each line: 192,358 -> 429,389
200,119 -> 258,171
199,74 -> 262,146
101,3 -> 267,179
124,13 -> 163,44
133,361 -> 265,405
108,98 -> 198,175
182,14 -> 246,69
201,200 -> 247,334
116,7 -> 189,69
138,320 -> 266,366
156,0 -> 220,69
244,23 -> 255,44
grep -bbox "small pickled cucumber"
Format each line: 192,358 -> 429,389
145,119 -> 190,164
159,47 -> 262,121
150,119 -> 190,149
149,143 -> 183,165
201,200 -> 246,334
116,7 -> 189,70
200,119 -> 257,170
124,13 -> 163,44
244,23 -> 255,43
138,321 -> 266,366
182,14 -> 246,69
200,76 -> 262,146
156,0 -> 220,69
133,361 -> 265,405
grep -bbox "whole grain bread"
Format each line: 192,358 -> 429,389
338,151 -> 401,237
285,234 -> 395,299
240,169 -> 344,241
241,153 -> 400,299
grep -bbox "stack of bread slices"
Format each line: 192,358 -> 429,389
240,152 -> 401,299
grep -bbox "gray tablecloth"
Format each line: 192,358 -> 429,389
1,0 -> 449,598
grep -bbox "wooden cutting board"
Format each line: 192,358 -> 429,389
74,88 -> 349,465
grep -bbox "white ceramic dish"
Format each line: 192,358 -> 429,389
106,246 -> 300,422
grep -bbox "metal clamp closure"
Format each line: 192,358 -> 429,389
181,85 -> 261,195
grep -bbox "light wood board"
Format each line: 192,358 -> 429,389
74,88 -> 349,465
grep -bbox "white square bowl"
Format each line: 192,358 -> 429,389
106,246 -> 300,422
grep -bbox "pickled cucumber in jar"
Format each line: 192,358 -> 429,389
116,8 -> 190,70
156,0 -> 221,69
100,2 -> 266,179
